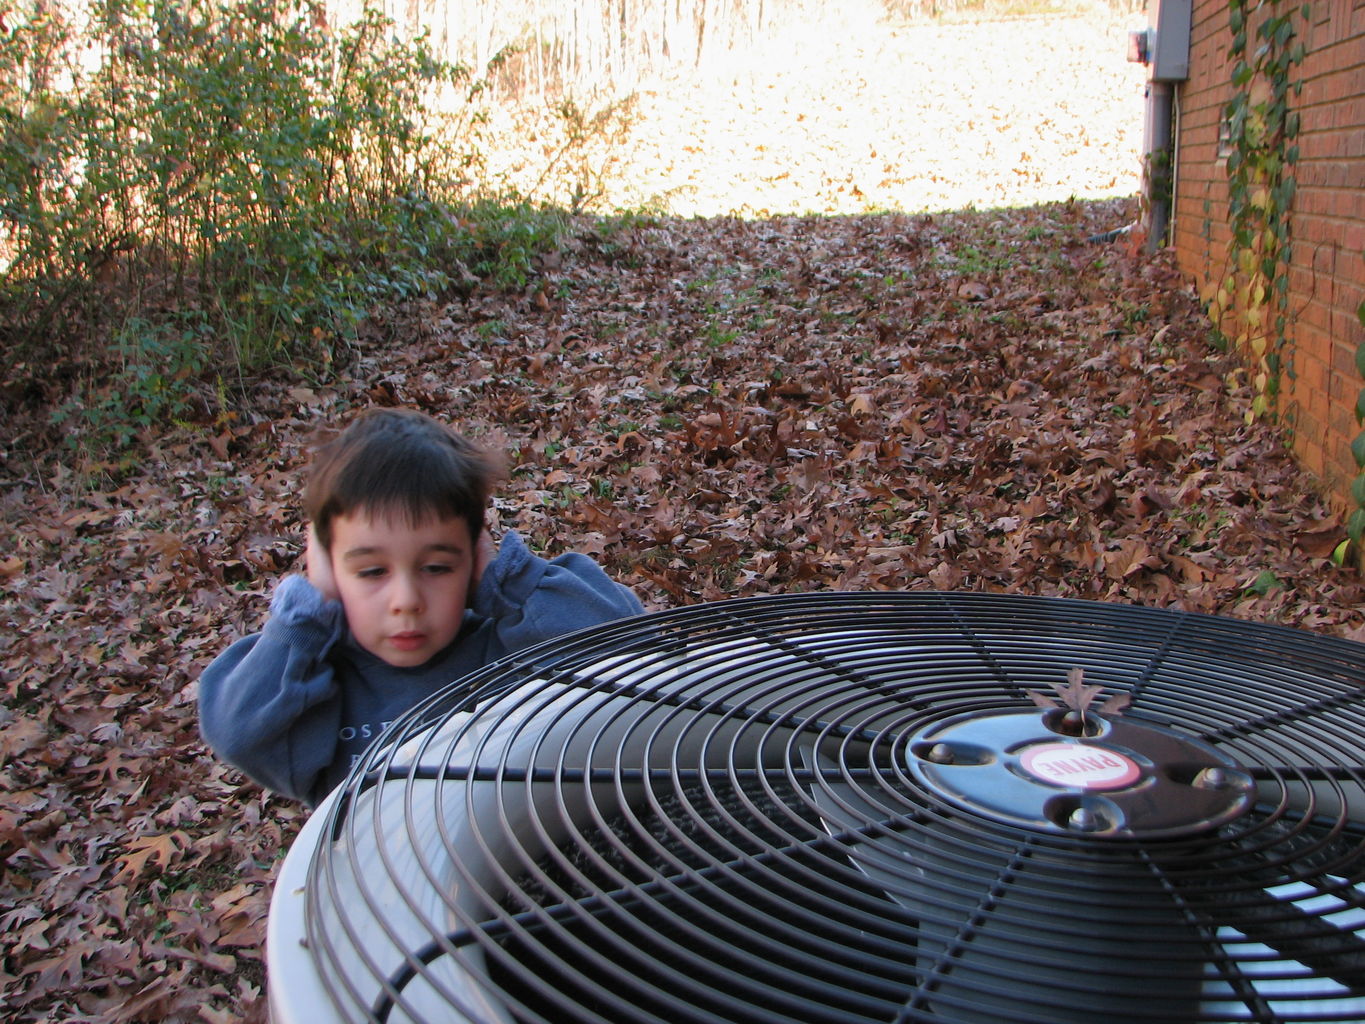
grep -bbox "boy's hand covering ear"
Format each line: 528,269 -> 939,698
306,524 -> 340,602
472,528 -> 496,593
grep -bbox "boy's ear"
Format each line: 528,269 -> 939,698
306,523 -> 340,602
309,514 -> 331,552
468,526 -> 496,611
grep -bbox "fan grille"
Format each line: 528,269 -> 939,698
296,592 -> 1365,1023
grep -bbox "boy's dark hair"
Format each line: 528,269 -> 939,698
304,408 -> 503,549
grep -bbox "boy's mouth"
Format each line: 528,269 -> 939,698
388,631 -> 428,651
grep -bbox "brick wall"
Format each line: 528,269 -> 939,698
1169,2 -> 1365,515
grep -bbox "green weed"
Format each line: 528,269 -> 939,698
0,0 -> 563,453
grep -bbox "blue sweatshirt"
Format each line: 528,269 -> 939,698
198,531 -> 643,806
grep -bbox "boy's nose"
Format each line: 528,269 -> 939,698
390,574 -> 424,613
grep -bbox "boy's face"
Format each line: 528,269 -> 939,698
328,509 -> 474,668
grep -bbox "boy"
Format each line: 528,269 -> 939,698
198,407 -> 643,807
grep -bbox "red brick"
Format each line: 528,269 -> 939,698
1181,5 -> 1365,514
1338,278 -> 1365,313
1333,344 -> 1362,382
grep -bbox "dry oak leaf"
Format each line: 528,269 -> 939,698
1105,539 -> 1163,580
19,944 -> 86,991
112,830 -> 189,884
1028,667 -> 1132,726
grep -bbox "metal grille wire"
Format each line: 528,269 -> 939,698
297,592 -> 1365,1023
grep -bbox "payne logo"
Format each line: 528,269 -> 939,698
1020,742 -> 1141,791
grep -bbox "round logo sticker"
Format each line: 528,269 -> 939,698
1019,742 -> 1141,791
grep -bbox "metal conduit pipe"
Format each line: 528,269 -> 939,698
1144,78 -> 1177,253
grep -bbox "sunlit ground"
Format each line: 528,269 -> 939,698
484,8 -> 1150,218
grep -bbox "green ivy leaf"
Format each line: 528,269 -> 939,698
1350,508 -> 1365,545
1332,539 -> 1352,567
1244,569 -> 1283,597
1354,432 -> 1365,469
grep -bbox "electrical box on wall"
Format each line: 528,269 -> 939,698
1147,0 -> 1192,81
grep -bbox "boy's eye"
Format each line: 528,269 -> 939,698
355,566 -> 387,579
422,563 -> 456,575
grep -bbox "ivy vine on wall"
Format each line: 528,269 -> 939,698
1206,0 -> 1306,422
1352,299 -> 1365,549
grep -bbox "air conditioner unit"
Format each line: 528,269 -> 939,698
268,591 -> 1365,1023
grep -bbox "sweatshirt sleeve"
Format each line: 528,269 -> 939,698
469,531 -> 643,656
197,574 -> 347,804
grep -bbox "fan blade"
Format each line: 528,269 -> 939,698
1217,879 -> 1365,992
800,744 -> 1210,1023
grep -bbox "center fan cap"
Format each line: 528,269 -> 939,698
906,709 -> 1254,839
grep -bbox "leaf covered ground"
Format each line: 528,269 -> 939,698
4,10 -> 1365,1024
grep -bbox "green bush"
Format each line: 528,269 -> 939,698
0,0 -> 535,450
